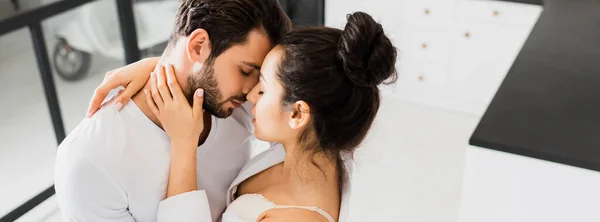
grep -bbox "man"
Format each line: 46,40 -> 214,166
54,0 -> 291,221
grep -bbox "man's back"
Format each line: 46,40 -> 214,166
55,96 -> 256,221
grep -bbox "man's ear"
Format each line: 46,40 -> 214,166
186,29 -> 211,64
288,101 -> 311,130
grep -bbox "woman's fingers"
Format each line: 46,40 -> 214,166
193,89 -> 204,120
144,89 -> 159,117
165,64 -> 185,102
156,65 -> 173,104
150,72 -> 164,108
113,72 -> 148,111
87,70 -> 121,117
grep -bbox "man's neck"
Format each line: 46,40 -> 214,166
132,81 -> 161,127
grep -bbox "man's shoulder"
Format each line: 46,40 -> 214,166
57,103 -> 129,167
54,104 -> 132,219
63,102 -> 127,142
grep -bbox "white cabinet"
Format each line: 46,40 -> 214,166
448,1 -> 543,114
398,57 -> 450,86
325,0 -> 542,117
448,21 -> 531,113
394,29 -> 453,61
393,0 -> 456,30
455,0 -> 542,26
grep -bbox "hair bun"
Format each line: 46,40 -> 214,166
337,12 -> 397,87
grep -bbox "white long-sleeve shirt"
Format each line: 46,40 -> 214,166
55,97 -> 255,222
157,144 -> 354,222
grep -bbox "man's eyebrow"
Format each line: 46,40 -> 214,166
243,62 -> 261,70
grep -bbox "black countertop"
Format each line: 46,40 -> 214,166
470,0 -> 600,171
500,0 -> 543,5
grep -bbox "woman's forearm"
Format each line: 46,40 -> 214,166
139,57 -> 161,73
166,141 -> 198,198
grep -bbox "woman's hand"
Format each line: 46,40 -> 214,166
144,64 -> 205,152
87,57 -> 160,117
145,64 -> 205,198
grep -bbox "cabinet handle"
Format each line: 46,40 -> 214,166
421,43 -> 428,49
464,32 -> 471,38
493,10 -> 500,17
418,75 -> 425,81
424,8 -> 430,15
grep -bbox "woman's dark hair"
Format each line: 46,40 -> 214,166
277,12 -> 397,176
171,0 -> 292,59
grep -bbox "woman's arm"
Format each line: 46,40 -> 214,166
167,141 -> 199,197
87,57 -> 160,117
145,64 -> 212,222
145,64 -> 206,197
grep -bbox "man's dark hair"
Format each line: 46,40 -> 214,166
171,0 -> 292,59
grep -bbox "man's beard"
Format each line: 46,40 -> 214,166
184,60 -> 244,118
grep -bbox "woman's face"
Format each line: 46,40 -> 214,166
246,46 -> 296,143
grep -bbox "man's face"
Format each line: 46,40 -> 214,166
181,30 -> 272,118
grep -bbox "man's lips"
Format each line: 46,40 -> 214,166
231,100 -> 242,108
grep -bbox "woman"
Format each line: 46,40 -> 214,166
89,12 -> 396,221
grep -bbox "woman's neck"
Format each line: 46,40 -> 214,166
280,141 -> 339,190
279,141 -> 342,221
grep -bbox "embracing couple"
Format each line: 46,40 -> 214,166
54,0 -> 397,221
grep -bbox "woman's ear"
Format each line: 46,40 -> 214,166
186,29 -> 211,64
288,101 -> 311,130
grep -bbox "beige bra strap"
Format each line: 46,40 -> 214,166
274,205 -> 336,222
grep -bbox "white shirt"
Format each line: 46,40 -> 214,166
55,97 -> 255,222
158,144 -> 354,222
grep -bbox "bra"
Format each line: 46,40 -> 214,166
223,193 -> 336,222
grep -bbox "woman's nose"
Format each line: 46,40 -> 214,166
242,74 -> 260,95
246,83 -> 260,105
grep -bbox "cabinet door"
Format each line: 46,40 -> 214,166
455,0 -> 542,27
394,29 -> 453,62
392,0 -> 456,30
398,58 -> 450,87
389,57 -> 452,110
328,0 -> 456,30
449,21 -> 536,114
